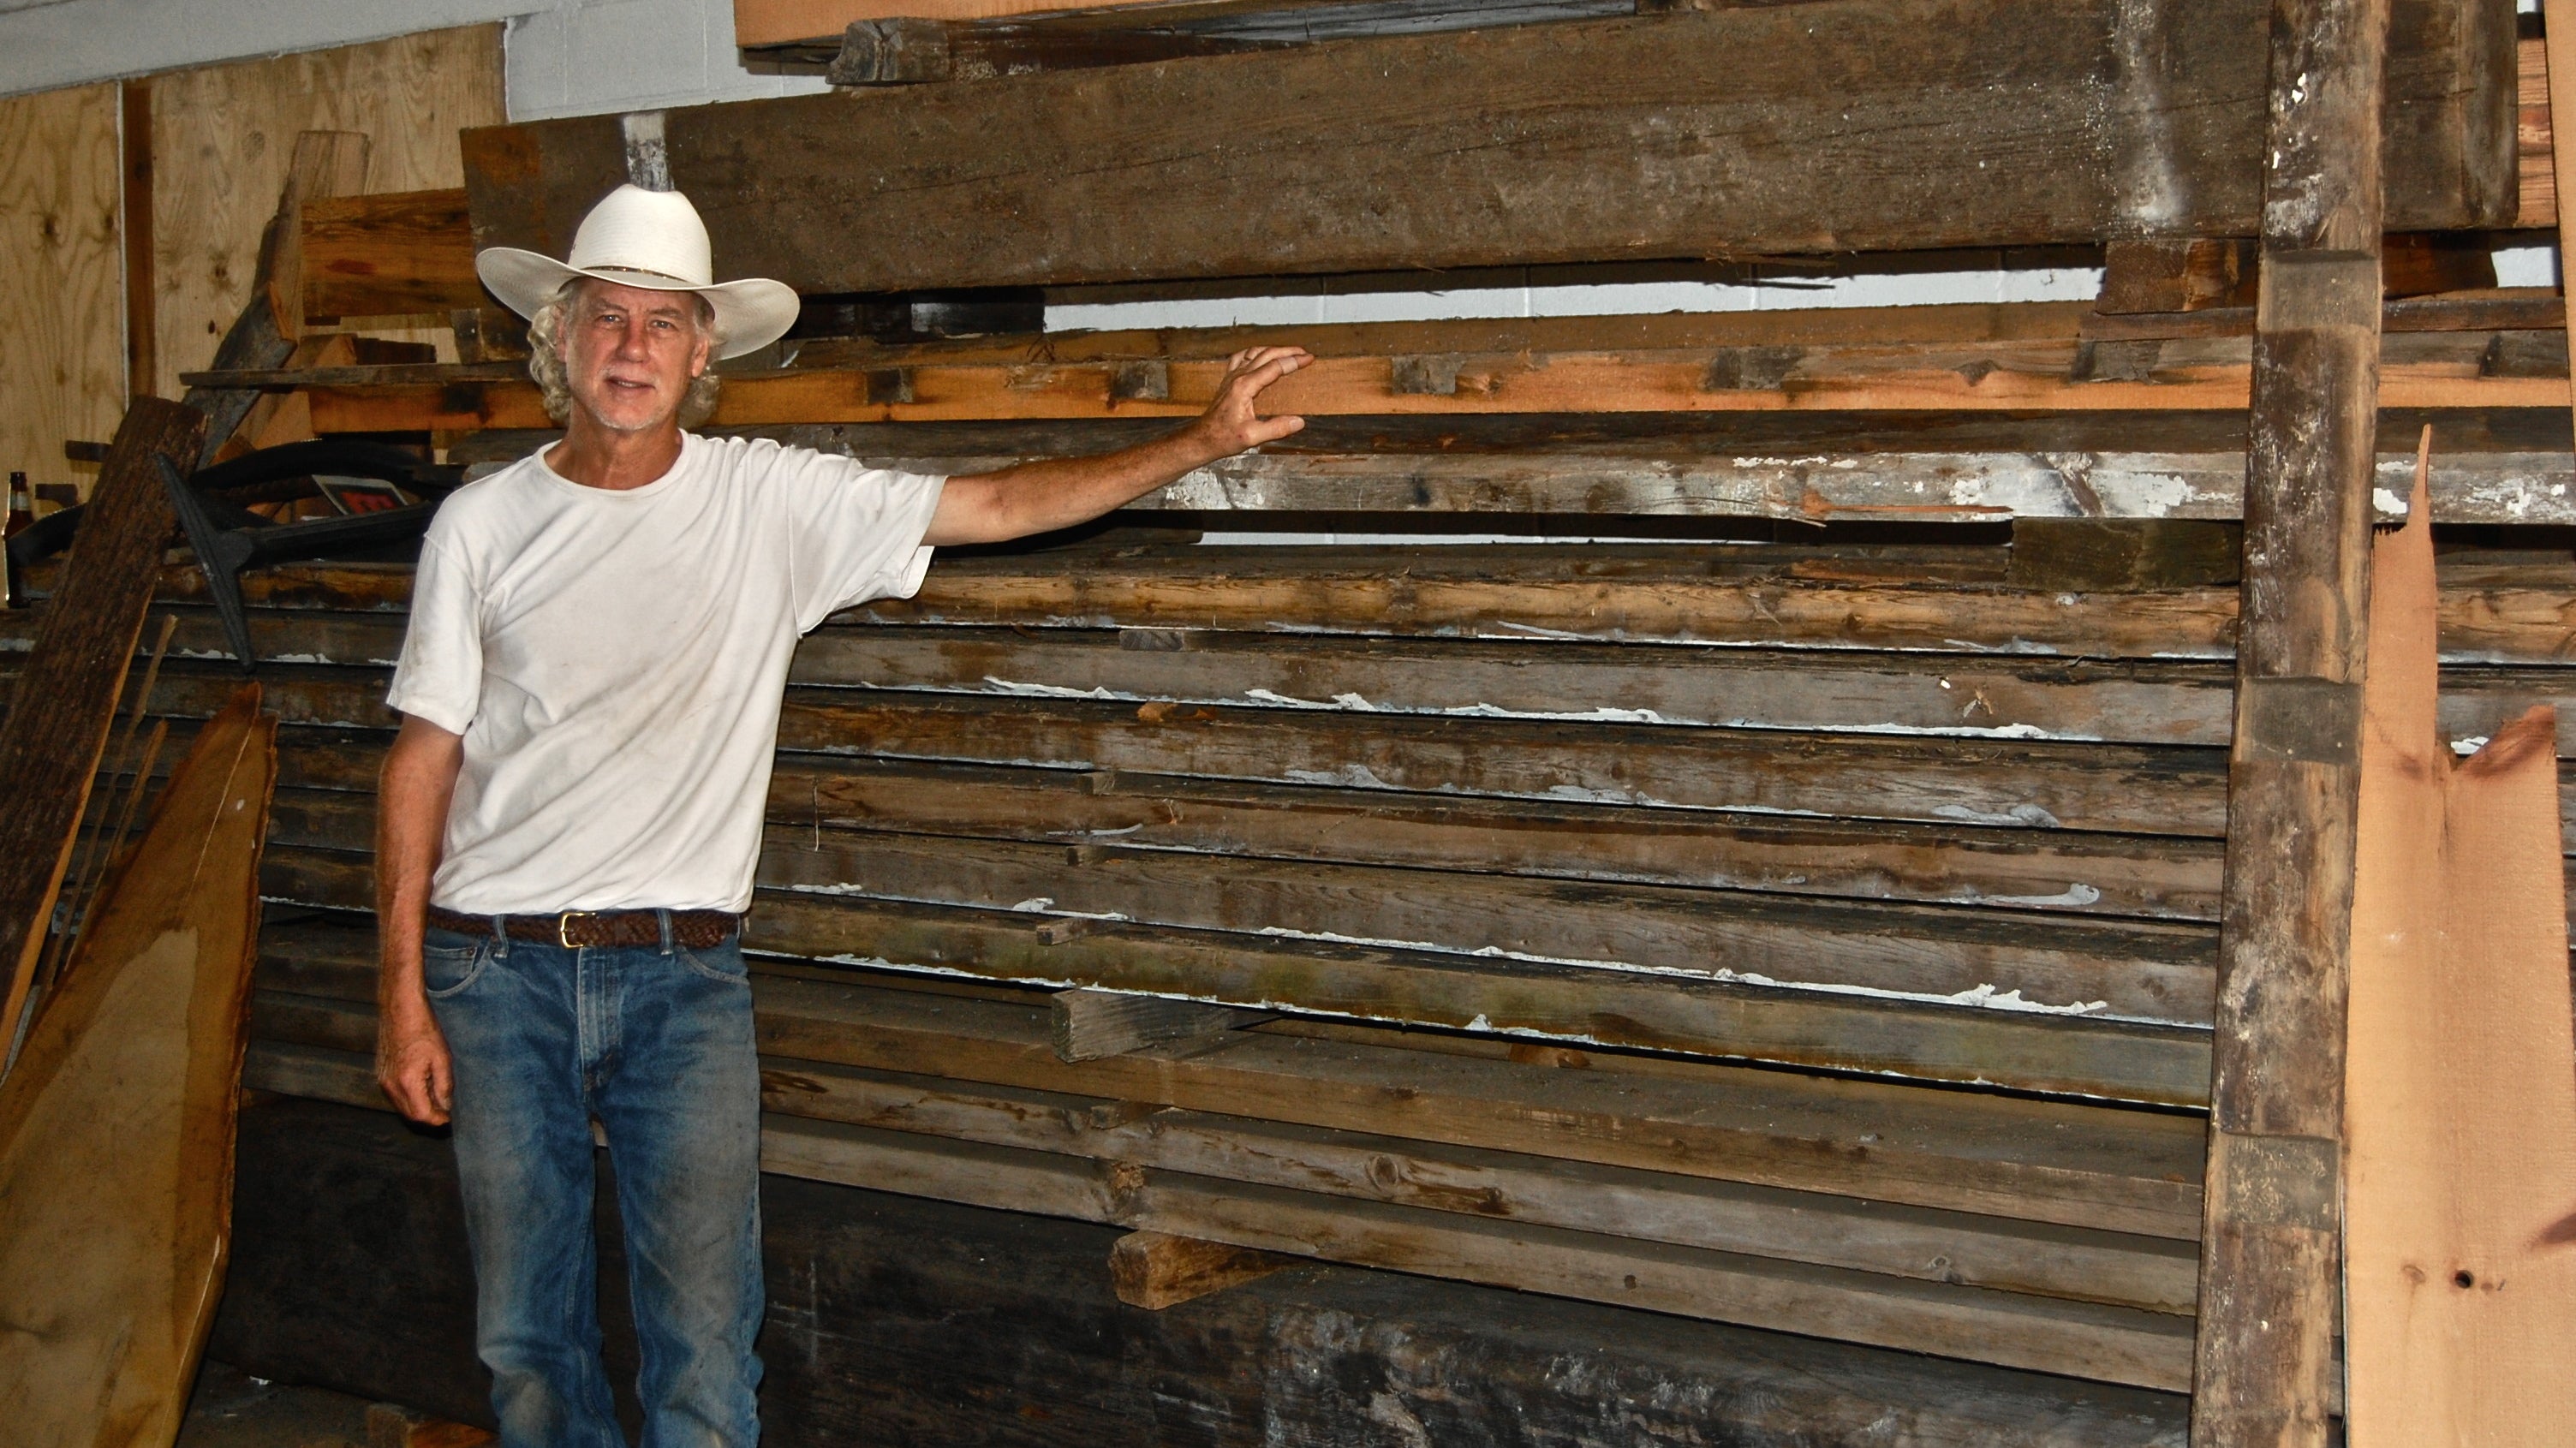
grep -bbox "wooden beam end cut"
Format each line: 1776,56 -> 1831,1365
1109,1230 -> 1291,1310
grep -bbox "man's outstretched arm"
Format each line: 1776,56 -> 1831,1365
376,714 -> 464,1125
923,346 -> 1310,546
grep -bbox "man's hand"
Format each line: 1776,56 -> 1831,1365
924,344 -> 1315,546
378,1002 -> 455,1125
1187,346 -> 1310,455
376,714 -> 465,1126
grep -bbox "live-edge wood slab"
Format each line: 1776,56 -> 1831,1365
0,684 -> 276,1448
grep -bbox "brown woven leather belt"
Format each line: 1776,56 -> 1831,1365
425,905 -> 742,950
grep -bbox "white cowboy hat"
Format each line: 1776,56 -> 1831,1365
474,184 -> 798,361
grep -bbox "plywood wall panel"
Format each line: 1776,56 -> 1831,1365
150,24 -> 504,401
0,81 -> 125,496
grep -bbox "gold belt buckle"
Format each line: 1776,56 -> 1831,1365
557,910 -> 597,948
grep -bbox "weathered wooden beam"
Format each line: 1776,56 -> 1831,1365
465,0 -> 2514,295
298,189 -> 480,324
2097,240 -> 2260,316
2547,0 -> 2576,458
826,15 -> 1275,84
257,842 -> 2218,1102
2007,520 -> 2242,591
242,1026 -> 2197,1322
11,659 -> 2234,838
1052,988 -> 1260,1061
756,1117 -> 2203,1389
1107,1230 -> 1291,1309
242,730 -> 2224,921
252,921 -> 2212,1237
283,337 -> 2572,433
216,1096 -> 2199,1445
2191,0 -> 2390,1437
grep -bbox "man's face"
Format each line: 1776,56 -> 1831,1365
559,278 -> 713,434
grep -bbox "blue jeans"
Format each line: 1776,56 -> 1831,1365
424,917 -> 763,1448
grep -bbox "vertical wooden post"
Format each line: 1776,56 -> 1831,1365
2543,0 -> 2576,445
2192,0 -> 2389,1441
119,79 -> 152,405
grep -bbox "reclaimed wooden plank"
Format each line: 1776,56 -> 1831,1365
759,1117 -> 2202,1389
254,842 -> 2215,1101
2190,0 -> 2391,1436
244,921 -> 2211,1237
297,188 -> 480,324
463,0 -> 2513,291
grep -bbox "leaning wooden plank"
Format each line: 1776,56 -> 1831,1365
0,685 -> 275,1448
0,398 -> 206,1056
245,927 -> 2209,1236
2190,0 -> 2390,1436
2343,450 -> 2576,1441
466,0 -> 2513,291
298,188 -> 479,324
757,1117 -> 2200,1389
184,131 -> 367,462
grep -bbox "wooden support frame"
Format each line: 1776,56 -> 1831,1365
2191,0 -> 2389,1439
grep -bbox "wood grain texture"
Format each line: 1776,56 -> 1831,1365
467,0 -> 2513,294
298,189 -> 478,324
295,343 -> 2572,434
0,686 -> 273,1448
0,398 -> 204,1059
0,81 -> 125,495
2343,453 -> 2576,1445
150,24 -> 503,400
247,925 -> 2210,1238
2521,33 -> 2555,227
1109,1230 -> 1291,1309
2191,0 -> 2390,1439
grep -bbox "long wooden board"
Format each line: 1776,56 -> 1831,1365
2343,455 -> 2576,1441
0,685 -> 275,1448
73,551 -> 2576,666
462,0 -> 2513,294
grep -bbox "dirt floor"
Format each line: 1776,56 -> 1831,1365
176,1360 -> 482,1448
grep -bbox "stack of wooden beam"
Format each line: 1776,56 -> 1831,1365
18,0 -> 2573,1433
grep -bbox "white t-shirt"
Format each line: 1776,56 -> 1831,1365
386,432 -> 945,915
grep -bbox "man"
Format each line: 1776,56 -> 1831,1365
373,183 -> 1309,1447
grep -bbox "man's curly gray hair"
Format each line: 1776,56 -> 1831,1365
525,277 -> 724,427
